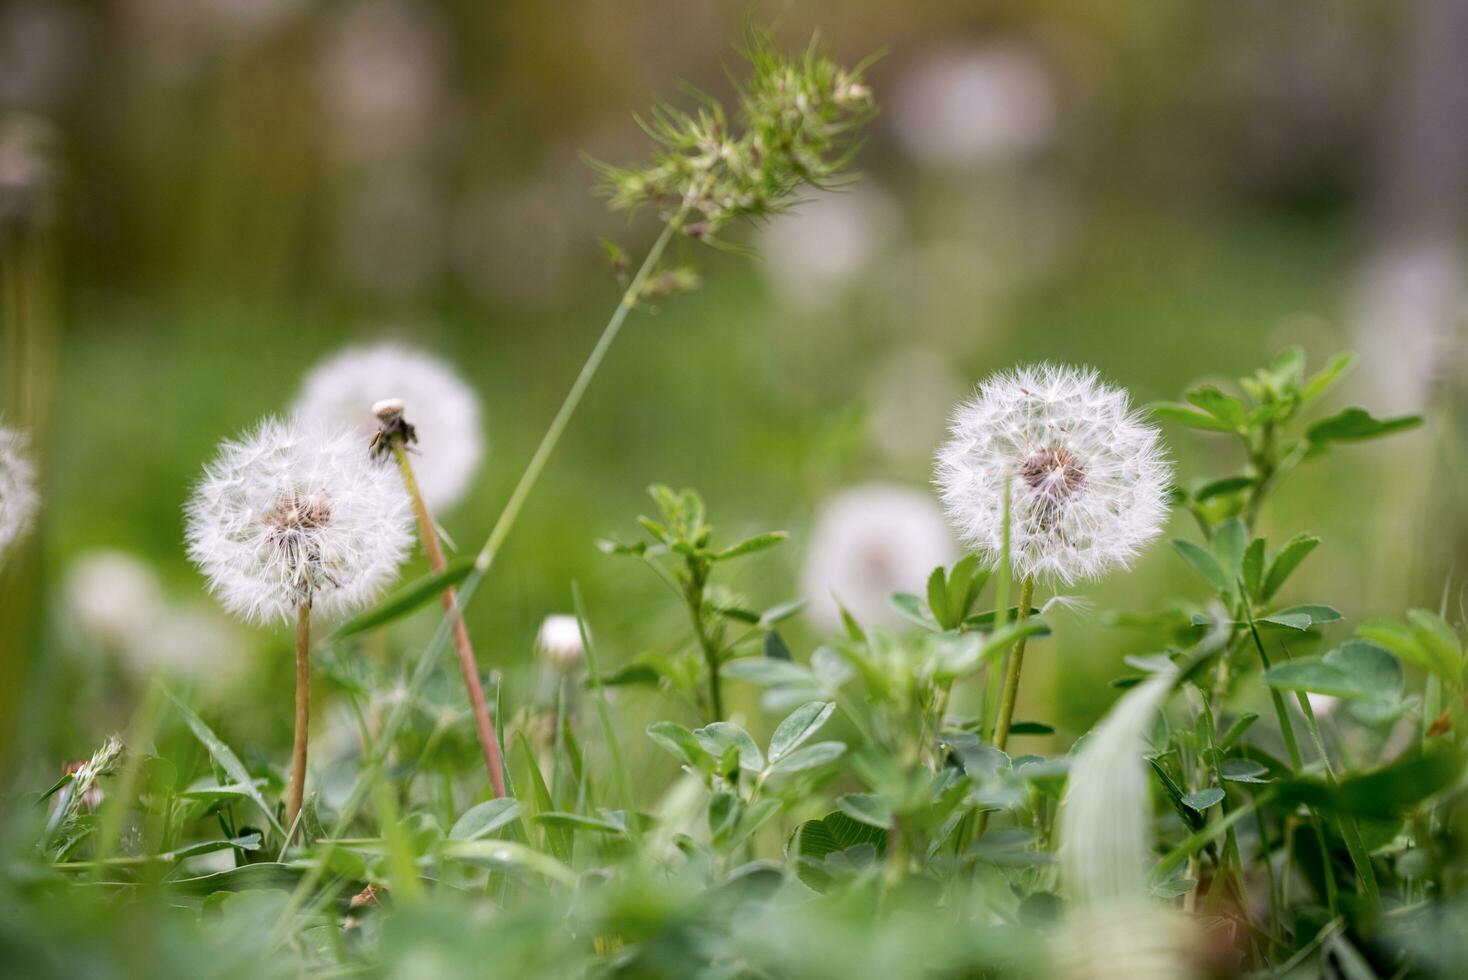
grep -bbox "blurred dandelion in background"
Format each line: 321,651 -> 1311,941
0,423 -> 38,562
800,483 -> 955,631
66,550 -> 247,688
755,185 -> 901,311
889,42 -> 1058,169
292,343 -> 485,512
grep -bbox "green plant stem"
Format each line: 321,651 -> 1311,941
471,210 -> 686,577
391,437 -> 506,798
685,568 -> 724,722
286,600 -> 311,831
991,577 -> 1036,753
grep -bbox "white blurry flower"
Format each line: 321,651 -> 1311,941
1351,237 -> 1462,415
891,43 -> 1057,168
936,365 -> 1170,585
537,614 -> 585,673
1054,902 -> 1200,980
317,0 -> 446,166
801,483 -> 956,632
292,343 -> 484,511
66,550 -> 166,650
756,186 -> 900,311
1307,692 -> 1340,718
0,423 -> 38,561
185,417 -> 412,624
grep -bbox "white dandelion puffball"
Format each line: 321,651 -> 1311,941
537,614 -> 585,673
801,483 -> 956,632
66,550 -> 167,649
292,342 -> 484,511
936,365 -> 1171,585
186,417 -> 413,624
0,423 -> 38,561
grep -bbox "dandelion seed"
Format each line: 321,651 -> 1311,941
935,364 -> 1171,585
801,483 -> 956,631
0,423 -> 38,562
292,342 -> 484,511
185,416 -> 413,625
537,614 -> 585,674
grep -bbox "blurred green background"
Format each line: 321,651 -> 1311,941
2,0 -> 1465,782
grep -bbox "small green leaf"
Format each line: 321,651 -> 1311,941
646,721 -> 711,767
437,839 -> 576,884
1407,610 -> 1463,679
927,566 -> 951,629
1275,749 -> 1466,819
1195,476 -> 1255,502
767,741 -> 846,775
449,799 -> 524,841
331,557 -> 476,639
694,722 -> 765,771
890,592 -> 936,630
1299,351 -> 1356,405
1212,519 -> 1246,586
715,531 -> 789,561
1181,787 -> 1225,812
768,701 -> 836,763
1360,615 -> 1461,681
1173,539 -> 1229,593
1306,407 -> 1422,452
1185,385 -> 1246,429
759,599 -> 808,626
164,689 -> 283,836
721,657 -> 814,688
791,810 -> 887,861
834,793 -> 892,829
1264,641 -> 1401,701
763,630 -> 793,662
1220,758 -> 1270,783
1241,538 -> 1265,598
1262,534 -> 1319,601
1150,402 -> 1238,432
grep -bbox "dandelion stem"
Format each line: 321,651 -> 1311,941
991,576 -> 1035,753
286,599 -> 311,831
390,436 -> 506,798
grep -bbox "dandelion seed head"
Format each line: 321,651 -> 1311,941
292,342 -> 484,510
66,550 -> 166,649
801,483 -> 956,632
537,614 -> 585,673
935,364 -> 1171,585
0,423 -> 38,561
185,417 -> 412,625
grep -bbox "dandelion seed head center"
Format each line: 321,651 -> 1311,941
264,490 -> 333,539
1019,445 -> 1086,504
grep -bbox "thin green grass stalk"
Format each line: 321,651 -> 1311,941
1296,690 -> 1382,913
372,775 -> 423,904
573,582 -> 638,835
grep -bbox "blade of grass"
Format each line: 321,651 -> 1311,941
573,582 -> 638,837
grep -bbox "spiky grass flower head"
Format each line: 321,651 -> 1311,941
0,423 -> 38,562
596,32 -> 874,243
935,365 -> 1170,585
186,417 -> 412,624
801,483 -> 956,632
292,342 -> 484,511
537,614 -> 585,673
